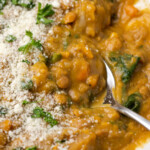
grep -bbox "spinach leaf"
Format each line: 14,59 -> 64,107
123,92 -> 141,113
31,107 -> 58,127
18,31 -> 43,54
109,52 -> 140,83
36,3 -> 55,25
22,59 -> 30,64
11,0 -> 35,9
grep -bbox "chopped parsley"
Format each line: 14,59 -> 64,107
21,80 -> 33,90
22,100 -> 31,105
31,107 -> 58,127
18,31 -> 43,54
56,139 -> 66,144
0,106 -> 7,116
22,99 -> 44,106
11,0 -> 35,9
13,146 -> 37,150
13,147 -> 24,150
0,0 -> 7,10
5,35 -> 16,42
26,146 -> 37,150
123,92 -> 141,113
109,52 -> 140,83
0,0 -> 7,14
36,3 -> 55,25
22,59 -> 30,64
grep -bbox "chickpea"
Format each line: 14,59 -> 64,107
56,76 -> 70,89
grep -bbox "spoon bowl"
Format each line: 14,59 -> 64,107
103,60 -> 150,130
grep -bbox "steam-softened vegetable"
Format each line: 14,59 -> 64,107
50,53 -> 62,63
123,93 -> 141,113
109,52 -> 140,83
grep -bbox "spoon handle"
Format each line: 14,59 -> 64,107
112,103 -> 150,130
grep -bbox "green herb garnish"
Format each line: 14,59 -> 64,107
13,147 -> 24,150
18,31 -> 43,54
22,100 -> 31,105
22,99 -> 44,106
5,35 -> 16,42
31,107 -> 58,127
22,59 -> 30,64
50,53 -> 62,63
109,52 -> 140,83
123,92 -> 141,113
0,106 -> 7,116
56,139 -> 66,144
0,0 -> 7,10
109,120 -> 127,130
11,0 -> 35,9
21,80 -> 33,90
26,146 -> 37,150
13,147 -> 37,150
74,34 -> 80,39
36,3 -> 55,25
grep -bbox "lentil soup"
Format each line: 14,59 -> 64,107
0,0 -> 150,150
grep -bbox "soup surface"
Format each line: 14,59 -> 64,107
0,0 -> 150,150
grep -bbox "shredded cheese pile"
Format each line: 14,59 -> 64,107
0,0 -> 76,149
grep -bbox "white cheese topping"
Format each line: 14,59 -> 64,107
0,0 -> 75,149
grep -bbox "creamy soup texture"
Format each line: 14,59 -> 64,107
0,0 -> 150,150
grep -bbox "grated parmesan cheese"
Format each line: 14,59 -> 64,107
0,0 -> 75,149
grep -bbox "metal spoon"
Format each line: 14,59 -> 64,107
103,60 -> 150,130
